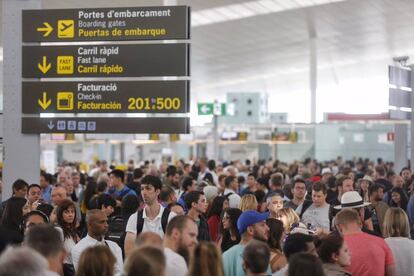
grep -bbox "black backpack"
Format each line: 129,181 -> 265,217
105,216 -> 126,248
136,208 -> 170,234
222,192 -> 234,200
299,200 -> 313,219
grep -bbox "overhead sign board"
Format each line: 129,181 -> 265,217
22,6 -> 190,42
22,43 -> 189,78
389,88 -> 411,109
389,65 -> 411,87
22,117 -> 189,134
389,110 -> 411,120
22,80 -> 189,113
21,5 -> 191,135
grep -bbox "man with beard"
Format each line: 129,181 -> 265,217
163,215 -> 198,276
368,184 -> 389,235
163,166 -> 181,191
222,210 -> 270,276
400,167 -> 413,193
185,191 -> 210,241
124,175 -> 176,256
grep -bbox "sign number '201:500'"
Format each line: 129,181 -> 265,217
127,97 -> 181,110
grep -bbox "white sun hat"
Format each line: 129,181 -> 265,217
334,191 -> 371,210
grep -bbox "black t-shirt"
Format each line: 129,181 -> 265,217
221,231 -> 240,253
0,225 -> 23,254
326,190 -> 338,205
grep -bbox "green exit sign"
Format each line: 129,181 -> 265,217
198,102 -> 226,115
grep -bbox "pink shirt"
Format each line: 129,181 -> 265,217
344,232 -> 394,276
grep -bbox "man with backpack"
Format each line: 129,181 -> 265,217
107,169 -> 136,207
124,175 -> 176,256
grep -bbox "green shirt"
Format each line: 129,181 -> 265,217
222,243 -> 273,276
223,244 -> 246,276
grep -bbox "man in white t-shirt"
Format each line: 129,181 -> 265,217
124,175 -> 176,256
163,215 -> 198,276
301,182 -> 330,234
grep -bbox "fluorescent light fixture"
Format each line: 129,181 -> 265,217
132,140 -> 159,145
40,113 -> 56,118
389,84 -> 412,91
192,0 -> 346,27
388,106 -> 397,110
399,86 -> 412,92
400,107 -> 412,112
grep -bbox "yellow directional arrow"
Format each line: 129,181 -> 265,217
36,22 -> 53,37
38,56 -> 51,74
38,92 -> 51,110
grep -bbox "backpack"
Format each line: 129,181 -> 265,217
223,192 -> 234,199
136,208 -> 170,234
299,200 -> 313,219
105,216 -> 126,248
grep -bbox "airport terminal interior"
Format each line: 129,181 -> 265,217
0,0 -> 414,276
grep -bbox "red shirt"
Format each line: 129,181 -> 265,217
207,215 -> 220,242
344,232 -> 394,276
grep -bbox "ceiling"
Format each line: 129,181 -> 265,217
7,0 -> 414,122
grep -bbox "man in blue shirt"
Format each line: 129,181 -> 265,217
40,172 -> 53,204
177,177 -> 197,213
108,169 -> 137,209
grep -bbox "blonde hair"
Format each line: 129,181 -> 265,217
239,194 -> 258,212
188,242 -> 224,276
335,209 -> 361,226
276,207 -> 299,231
382,207 -> 410,238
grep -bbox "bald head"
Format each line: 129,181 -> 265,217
51,185 -> 67,206
86,209 -> 105,223
86,210 -> 108,237
136,232 -> 163,249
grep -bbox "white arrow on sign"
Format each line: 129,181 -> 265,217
200,104 -> 210,114
47,121 -> 55,130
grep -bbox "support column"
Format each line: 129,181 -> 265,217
394,124 -> 408,172
310,38 -> 317,123
410,66 -> 414,168
213,114 -> 219,160
3,0 -> 41,197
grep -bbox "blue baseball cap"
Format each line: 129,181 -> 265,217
237,211 -> 269,235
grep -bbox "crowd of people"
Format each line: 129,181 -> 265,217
0,156 -> 413,276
